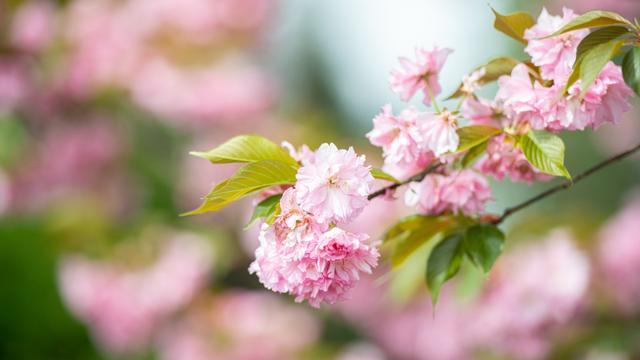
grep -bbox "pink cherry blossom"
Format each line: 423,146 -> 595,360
469,229 -> 589,359
58,232 -> 214,355
295,143 -> 373,224
420,110 -> 460,156
495,64 -> 547,129
598,193 -> 640,314
157,291 -> 319,360
366,104 -> 434,179
250,191 -> 379,307
0,60 -> 29,114
476,134 -> 552,183
405,169 -> 491,216
461,96 -> 504,127
461,67 -> 486,95
281,141 -> 314,165
10,1 -> 57,53
389,47 -> 453,105
524,8 -> 589,82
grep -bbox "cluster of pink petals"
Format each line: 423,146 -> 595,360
524,8 -> 589,82
598,193 -> 640,314
405,169 -> 491,216
9,1 -> 57,53
250,186 -> 379,307
461,96 -> 504,127
421,110 -> 460,156
389,47 -> 452,105
470,229 -> 590,359
158,291 -> 319,360
295,143 -> 374,224
477,134 -> 552,183
0,60 -> 30,114
58,233 -> 214,355
366,104 -> 434,179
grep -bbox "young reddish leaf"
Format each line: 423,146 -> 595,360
491,8 -> 535,44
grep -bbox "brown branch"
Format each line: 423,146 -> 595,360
493,142 -> 640,225
368,162 -> 441,200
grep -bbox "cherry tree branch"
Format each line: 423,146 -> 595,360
367,162 -> 442,200
493,142 -> 640,225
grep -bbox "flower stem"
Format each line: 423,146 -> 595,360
426,84 -> 441,113
367,162 -> 441,201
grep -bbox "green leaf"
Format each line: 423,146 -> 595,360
461,141 -> 488,168
578,39 -> 625,93
456,126 -> 501,153
575,26 -> 631,62
492,8 -> 535,44
190,134 -> 298,167
385,216 -> 455,267
371,168 -> 399,183
548,10 -> 634,37
518,130 -> 571,179
622,47 -> 640,96
245,194 -> 283,229
183,160 -> 297,215
426,233 -> 465,304
463,224 -> 505,273
448,57 -> 521,98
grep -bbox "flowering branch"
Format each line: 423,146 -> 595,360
493,142 -> 640,225
367,162 -> 441,200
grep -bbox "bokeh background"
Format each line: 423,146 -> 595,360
1,0 -> 639,359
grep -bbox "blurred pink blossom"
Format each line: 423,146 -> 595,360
9,121 -> 121,212
598,194 -> 640,314
58,232 -> 214,355
461,96 -> 503,127
469,229 -> 590,359
405,169 -> 491,216
420,110 -> 459,157
0,60 -> 30,114
158,291 -> 319,360
477,134 -> 552,183
10,1 -> 57,53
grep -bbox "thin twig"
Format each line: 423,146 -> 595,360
368,162 -> 441,200
493,142 -> 640,225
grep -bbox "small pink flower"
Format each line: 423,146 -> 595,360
281,141 -> 313,165
420,110 -> 460,156
496,64 -> 547,129
461,96 -> 503,127
295,143 -> 373,224
389,47 -> 453,105
477,134 -> 552,183
524,8 -> 589,82
461,67 -> 486,95
366,104 -> 434,179
405,170 -> 491,216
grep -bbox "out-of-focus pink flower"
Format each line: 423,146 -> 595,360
469,229 -> 590,359
461,96 -> 504,127
598,194 -> 640,314
366,104 -> 434,179
250,189 -> 379,307
405,169 -> 491,216
295,143 -> 373,224
9,121 -> 121,211
158,291 -> 319,360
281,141 -> 313,165
10,1 -> 57,53
336,343 -> 387,360
389,47 -> 453,105
130,58 -> 275,126
58,232 -> 214,355
420,110 -> 459,156
0,60 -> 29,114
524,8 -> 589,82
477,134 -> 552,183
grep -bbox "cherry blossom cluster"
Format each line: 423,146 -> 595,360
367,7 -> 633,219
250,143 -> 380,307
